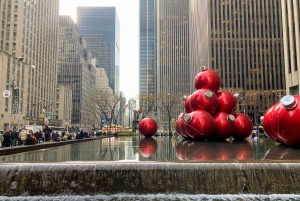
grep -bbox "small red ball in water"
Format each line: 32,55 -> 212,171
139,118 -> 158,137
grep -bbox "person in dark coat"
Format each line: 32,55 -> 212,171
3,129 -> 11,147
43,126 -> 52,142
25,134 -> 35,145
10,128 -> 19,146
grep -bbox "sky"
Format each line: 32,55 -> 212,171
59,0 -> 139,99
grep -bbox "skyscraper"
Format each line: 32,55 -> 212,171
140,0 -> 156,96
77,7 -> 120,94
190,0 -> 285,121
139,0 -> 190,122
58,16 -> 96,130
0,0 -> 60,128
282,1 -> 300,95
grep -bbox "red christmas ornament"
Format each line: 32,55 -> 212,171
194,68 -> 221,93
139,137 -> 158,157
232,113 -> 253,140
269,95 -> 300,147
212,112 -> 235,140
175,118 -> 181,135
177,113 -> 190,139
190,89 -> 219,114
138,118 -> 158,137
183,110 -> 215,141
184,95 -> 193,113
216,91 -> 237,113
261,102 -> 282,143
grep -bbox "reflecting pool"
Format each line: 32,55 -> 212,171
0,135 -> 299,163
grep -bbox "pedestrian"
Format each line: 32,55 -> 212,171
3,129 -> 11,147
10,128 -> 19,146
19,128 -> 29,145
0,131 -> 4,147
25,133 -> 35,145
37,130 -> 43,143
43,126 -> 52,142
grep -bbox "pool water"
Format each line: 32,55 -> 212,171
1,135 -> 298,163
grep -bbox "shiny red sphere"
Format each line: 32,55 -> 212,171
138,118 -> 158,137
139,137 -> 158,157
194,69 -> 221,93
269,95 -> 300,147
184,110 -> 215,141
216,91 -> 237,113
184,95 -> 193,113
190,89 -> 219,114
177,114 -> 189,138
175,118 -> 181,135
212,112 -> 235,140
232,113 -> 253,140
262,102 -> 281,143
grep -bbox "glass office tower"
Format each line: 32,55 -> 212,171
77,7 -> 120,94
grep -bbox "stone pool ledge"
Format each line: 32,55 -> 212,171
0,135 -> 113,156
0,162 -> 300,196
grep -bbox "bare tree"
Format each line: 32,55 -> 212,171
156,93 -> 184,135
95,91 -> 121,134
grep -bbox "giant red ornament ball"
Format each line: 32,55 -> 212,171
184,110 -> 216,140
138,118 -> 158,137
216,91 -> 237,113
194,68 -> 221,93
190,89 -> 219,114
184,95 -> 193,113
232,113 -> 253,140
261,102 -> 282,143
212,112 -> 236,140
268,95 -> 300,147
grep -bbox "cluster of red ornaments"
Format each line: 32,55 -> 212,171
176,68 -> 253,141
262,95 -> 300,148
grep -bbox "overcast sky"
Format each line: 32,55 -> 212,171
59,0 -> 139,99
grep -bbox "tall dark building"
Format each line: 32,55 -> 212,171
140,0 -> 156,96
190,0 -> 285,121
77,7 -> 120,94
58,16 -> 96,130
139,0 -> 190,124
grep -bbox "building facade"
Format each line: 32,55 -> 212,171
140,0 -> 156,97
77,7 -> 120,94
0,0 -> 60,129
282,1 -> 300,95
139,0 -> 190,123
190,0 -> 286,121
58,16 -> 96,131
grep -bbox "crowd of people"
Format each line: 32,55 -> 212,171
0,126 -> 99,148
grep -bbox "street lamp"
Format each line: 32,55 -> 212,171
6,57 -> 36,129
